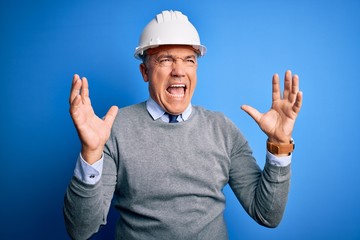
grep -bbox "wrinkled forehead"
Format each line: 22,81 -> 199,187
145,45 -> 199,57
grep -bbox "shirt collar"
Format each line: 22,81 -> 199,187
146,97 -> 192,122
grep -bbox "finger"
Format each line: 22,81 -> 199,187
272,73 -> 281,102
69,74 -> 81,104
292,91 -> 303,114
69,95 -> 81,118
241,105 -> 262,124
72,73 -> 79,85
80,77 -> 89,102
103,106 -> 119,128
289,74 -> 299,103
283,70 -> 292,100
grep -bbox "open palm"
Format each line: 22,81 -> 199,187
241,70 -> 303,144
69,74 -> 118,164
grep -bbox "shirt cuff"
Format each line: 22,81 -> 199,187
73,153 -> 104,185
266,150 -> 292,167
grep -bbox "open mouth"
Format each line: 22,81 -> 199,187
166,84 -> 186,97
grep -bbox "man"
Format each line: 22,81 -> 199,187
64,10 -> 303,240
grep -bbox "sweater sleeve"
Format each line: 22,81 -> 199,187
63,149 -> 117,240
227,125 -> 291,228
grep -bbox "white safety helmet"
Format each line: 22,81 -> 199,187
134,10 -> 207,60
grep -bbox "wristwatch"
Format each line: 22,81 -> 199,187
267,139 -> 295,155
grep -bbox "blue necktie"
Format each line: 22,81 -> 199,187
168,114 -> 179,123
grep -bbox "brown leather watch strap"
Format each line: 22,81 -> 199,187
267,139 -> 295,155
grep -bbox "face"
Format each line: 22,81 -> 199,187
140,45 -> 198,115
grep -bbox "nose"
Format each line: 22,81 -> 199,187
171,60 -> 186,77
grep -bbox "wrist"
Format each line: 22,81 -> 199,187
81,147 -> 104,165
267,137 -> 291,145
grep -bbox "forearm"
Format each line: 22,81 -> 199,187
64,177 -> 109,239
64,153 -> 117,239
250,159 -> 291,228
229,140 -> 291,228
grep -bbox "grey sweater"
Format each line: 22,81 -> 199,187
64,102 -> 291,240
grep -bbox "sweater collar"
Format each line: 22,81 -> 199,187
146,97 -> 192,122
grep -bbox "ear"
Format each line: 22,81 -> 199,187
140,63 -> 149,82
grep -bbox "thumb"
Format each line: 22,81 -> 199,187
103,106 -> 119,127
241,105 -> 262,124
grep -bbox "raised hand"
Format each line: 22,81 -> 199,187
241,70 -> 303,144
69,74 -> 118,164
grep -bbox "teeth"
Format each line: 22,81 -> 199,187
170,84 -> 185,88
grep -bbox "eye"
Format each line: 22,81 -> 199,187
158,57 -> 172,63
185,57 -> 196,65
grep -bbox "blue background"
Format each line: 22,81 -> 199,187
1,0 -> 360,239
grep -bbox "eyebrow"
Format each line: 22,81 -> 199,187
156,54 -> 197,59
